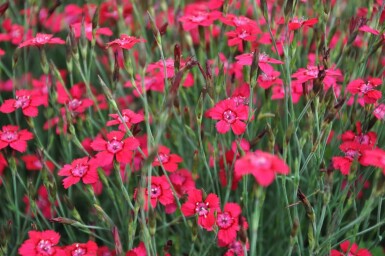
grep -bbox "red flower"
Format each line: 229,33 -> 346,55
291,65 -> 342,89
235,150 -> 290,186
361,148 -> 385,175
57,83 -> 94,115
235,52 -> 284,74
181,189 -> 220,230
21,154 -> 55,172
18,33 -> 65,48
230,84 -> 250,106
169,169 -> 196,197
0,125 -> 33,152
97,246 -> 116,256
220,14 -> 257,27
347,78 -> 382,104
0,90 -> 46,117
58,157 -> 99,189
70,22 -> 113,41
64,241 -> 98,255
18,230 -> 66,256
126,242 -> 147,256
330,240 -> 371,256
151,145 -> 183,172
224,240 -> 249,256
359,25 -> 385,40
141,175 -> 174,210
217,203 -> 242,246
288,17 -> 318,31
106,34 -> 145,50
258,69 -> 283,89
205,99 -> 249,135
91,131 -> 139,167
179,10 -> 221,31
225,24 -> 259,52
107,109 -> 144,132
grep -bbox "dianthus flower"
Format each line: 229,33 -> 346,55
63,241 -> 98,255
347,77 -> 382,105
0,125 -> 33,152
330,240 -> 371,256
0,89 -> 46,117
107,109 -> 144,132
217,203 -> 242,246
58,157 -> 98,189
18,33 -> 65,48
18,230 -> 65,256
151,145 -> 183,172
106,34 -> 145,50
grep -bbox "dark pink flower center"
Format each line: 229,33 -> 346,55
250,155 -> 270,168
155,153 -> 170,163
217,212 -> 234,229
120,115 -> 130,123
229,241 -> 243,254
68,99 -> 83,111
195,202 -> 209,216
360,83 -> 373,94
259,53 -> 268,62
345,149 -> 360,160
1,131 -> 18,142
35,35 -> 51,44
238,30 -> 249,39
107,139 -> 124,153
14,95 -> 31,109
37,239 -> 54,255
223,110 -> 237,124
71,164 -> 88,177
261,73 -> 275,82
149,184 -> 162,199
355,134 -> 370,145
306,67 -> 319,78
234,17 -> 248,26
72,247 -> 86,256
190,14 -> 206,23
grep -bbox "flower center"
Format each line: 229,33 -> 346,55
195,202 -> 209,216
107,139 -> 124,153
37,239 -> 54,255
360,83 -> 373,94
1,131 -> 18,142
149,184 -> 162,199
191,14 -> 206,23
68,99 -> 82,111
35,35 -> 51,44
217,212 -> 234,229
223,110 -> 237,124
238,30 -> 249,39
229,241 -> 243,254
72,247 -> 86,256
356,134 -> 370,145
251,155 -> 269,168
155,153 -> 170,163
14,95 -> 31,109
345,149 -> 360,160
120,115 -> 130,123
71,164 -> 88,177
306,67 -> 319,78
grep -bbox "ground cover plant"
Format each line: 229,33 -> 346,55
1,0 -> 385,255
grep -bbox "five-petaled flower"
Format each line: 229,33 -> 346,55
18,33 -> 65,48
235,150 -> 290,186
181,189 -> 220,230
107,109 -> 144,132
347,77 -> 382,105
140,175 -> 175,211
217,203 -> 242,246
151,145 -> 183,172
106,34 -> 146,50
330,240 -> 371,256
0,125 -> 33,152
63,241 -> 98,255
91,131 -> 139,166
205,99 -> 249,135
18,230 -> 66,256
58,157 -> 99,189
178,10 -> 221,31
0,90 -> 46,117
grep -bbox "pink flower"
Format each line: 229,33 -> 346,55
58,157 -> 99,189
141,175 -> 175,210
169,169 -> 196,197
106,34 -> 145,50
64,241 -> 98,255
0,90 -> 46,117
217,203 -> 242,246
347,78 -> 382,104
18,33 -> 65,48
21,154 -> 55,172
70,22 -> 113,41
91,131 -> 139,167
235,150 -> 290,186
226,24 -> 259,52
181,189 -> 220,230
235,52 -> 284,74
18,230 -> 66,256
0,125 -> 33,152
288,17 -> 318,31
151,145 -> 183,172
205,99 -> 249,135
179,10 -> 221,31
107,109 -> 144,132
330,240 -> 371,256
374,104 -> 385,120
57,83 -> 94,115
